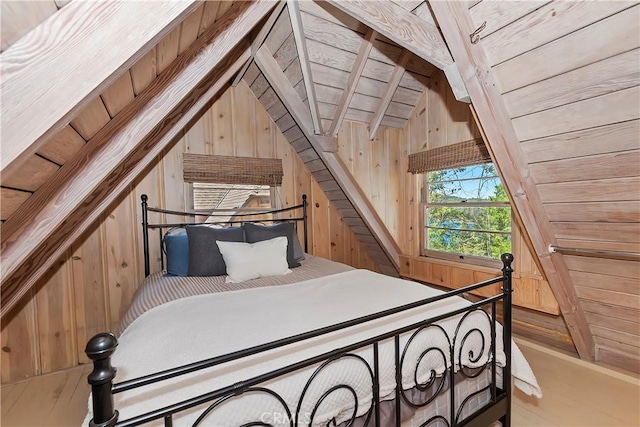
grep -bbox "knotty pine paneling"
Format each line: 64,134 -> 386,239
335,114 -> 559,315
357,69 -> 562,327
0,82 -> 380,384
406,70 -> 480,154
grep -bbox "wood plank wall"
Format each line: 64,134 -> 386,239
335,71 -> 570,351
0,82 -> 380,384
469,0 -> 639,372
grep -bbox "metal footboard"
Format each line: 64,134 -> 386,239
86,254 -> 513,427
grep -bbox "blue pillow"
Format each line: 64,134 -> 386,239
164,228 -> 189,276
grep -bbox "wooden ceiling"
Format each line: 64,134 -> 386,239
0,0 -> 271,317
2,0 -> 450,315
1,1 -> 235,221
0,0 -> 444,286
0,0 -> 439,224
242,1 -> 437,137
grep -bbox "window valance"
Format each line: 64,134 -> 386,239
407,138 -> 491,174
183,153 -> 283,186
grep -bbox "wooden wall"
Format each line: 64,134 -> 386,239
335,72 -> 570,349
469,0 -> 639,372
0,82 -> 380,384
407,70 -> 482,154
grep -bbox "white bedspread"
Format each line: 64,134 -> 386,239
86,270 -> 541,426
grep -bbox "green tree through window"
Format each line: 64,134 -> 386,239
424,163 -> 511,261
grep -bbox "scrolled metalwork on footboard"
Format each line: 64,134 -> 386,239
86,254 -> 514,427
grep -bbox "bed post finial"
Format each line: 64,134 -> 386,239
501,253 -> 513,274
500,252 -> 513,426
86,333 -> 119,427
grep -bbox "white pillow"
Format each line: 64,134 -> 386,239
216,236 -> 291,283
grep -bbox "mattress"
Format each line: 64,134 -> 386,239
87,268 -> 541,426
120,254 -> 353,332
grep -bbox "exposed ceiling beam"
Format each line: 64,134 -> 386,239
325,0 -> 469,101
232,0 -> 287,87
232,57 -> 255,88
428,0 -> 595,360
287,0 -> 322,134
255,45 -> 401,269
0,1 -> 276,319
369,49 -> 411,140
0,0 -> 200,180
329,28 -> 376,137
315,135 -> 338,152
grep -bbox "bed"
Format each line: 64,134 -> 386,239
85,195 -> 541,427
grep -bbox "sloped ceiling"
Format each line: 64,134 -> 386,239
2,0 -> 638,372
0,0 -> 268,316
296,1 -> 433,132
1,0 -> 451,309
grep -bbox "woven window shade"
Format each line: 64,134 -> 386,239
408,139 -> 491,174
183,153 -> 283,186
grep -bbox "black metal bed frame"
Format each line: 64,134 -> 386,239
140,193 -> 309,277
86,195 -> 513,427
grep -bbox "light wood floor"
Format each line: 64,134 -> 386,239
1,338 -> 638,426
512,338 -> 639,426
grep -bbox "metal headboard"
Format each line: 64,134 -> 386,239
140,194 -> 308,276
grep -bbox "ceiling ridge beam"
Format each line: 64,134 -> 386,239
0,0 -> 200,180
232,0 -> 287,87
428,0 -> 595,360
329,28 -> 377,137
325,0 -> 469,102
255,45 -> 400,271
0,0 -> 276,319
287,0 -> 322,134
369,49 -> 410,140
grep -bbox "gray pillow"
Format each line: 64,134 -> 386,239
243,222 -> 301,268
292,232 -> 305,262
186,225 -> 244,276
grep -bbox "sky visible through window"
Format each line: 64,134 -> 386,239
428,164 -> 508,203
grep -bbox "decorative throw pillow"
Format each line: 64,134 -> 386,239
164,228 -> 188,276
243,222 -> 301,268
216,237 -> 291,283
292,232 -> 305,262
185,225 -> 244,276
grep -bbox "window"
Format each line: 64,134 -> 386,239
182,153 -> 283,223
423,163 -> 511,265
192,183 -> 273,223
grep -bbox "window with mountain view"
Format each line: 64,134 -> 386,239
423,163 -> 511,264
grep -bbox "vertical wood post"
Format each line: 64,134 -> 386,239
501,253 -> 514,426
86,333 -> 119,427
